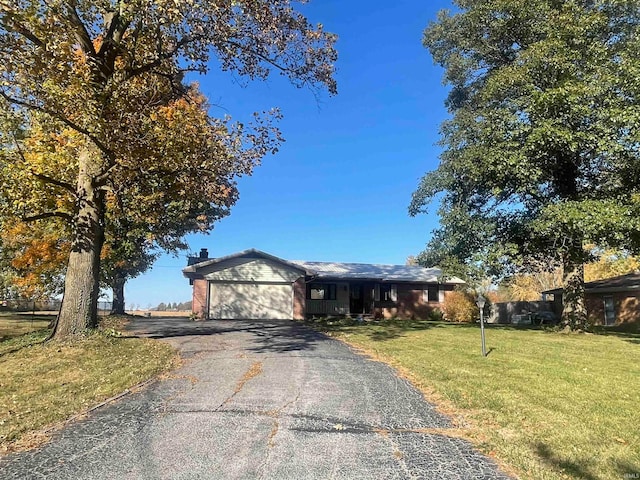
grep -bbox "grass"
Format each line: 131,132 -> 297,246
311,319 -> 640,480
0,316 -> 178,453
0,313 -> 54,341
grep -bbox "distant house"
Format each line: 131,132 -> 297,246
542,272 -> 640,326
183,248 -> 464,320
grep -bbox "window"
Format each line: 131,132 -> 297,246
307,283 -> 337,300
375,284 -> 397,302
425,285 -> 439,303
603,296 -> 616,326
380,284 -> 392,301
309,286 -> 325,300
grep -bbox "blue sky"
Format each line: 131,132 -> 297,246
124,0 -> 454,309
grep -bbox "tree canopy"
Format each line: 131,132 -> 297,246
0,0 -> 338,338
0,218 -> 69,299
410,0 -> 640,330
498,246 -> 639,301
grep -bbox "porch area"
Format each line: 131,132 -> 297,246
305,281 -> 376,317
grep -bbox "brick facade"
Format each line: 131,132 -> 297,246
375,284 -> 454,320
586,292 -> 640,326
293,278 -> 306,320
544,272 -> 640,327
192,279 -> 208,319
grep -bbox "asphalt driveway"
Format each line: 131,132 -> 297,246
1,317 -> 512,479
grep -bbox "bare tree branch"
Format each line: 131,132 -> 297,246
94,162 -> 118,187
224,40 -> 289,73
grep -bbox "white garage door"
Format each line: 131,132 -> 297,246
209,282 -> 293,319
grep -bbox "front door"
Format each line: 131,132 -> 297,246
349,283 -> 363,314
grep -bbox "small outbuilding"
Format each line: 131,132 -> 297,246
183,249 -> 464,320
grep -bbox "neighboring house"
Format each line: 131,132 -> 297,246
542,271 -> 640,326
183,248 -> 464,320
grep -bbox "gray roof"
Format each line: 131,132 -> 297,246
183,248 -> 311,277
183,248 -> 464,284
543,271 -> 640,295
290,260 -> 464,283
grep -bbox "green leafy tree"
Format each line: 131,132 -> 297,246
0,231 -> 20,302
1,0 -> 337,338
410,0 -> 640,330
101,227 -> 158,316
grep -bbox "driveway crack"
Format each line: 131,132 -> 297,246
375,428 -> 417,479
217,361 -> 263,410
257,388 -> 302,480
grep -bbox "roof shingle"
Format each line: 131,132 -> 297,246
290,260 -> 464,283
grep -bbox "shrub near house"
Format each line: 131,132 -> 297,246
441,290 -> 478,323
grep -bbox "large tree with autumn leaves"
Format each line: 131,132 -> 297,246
0,0 -> 337,338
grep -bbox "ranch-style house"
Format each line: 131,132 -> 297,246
183,248 -> 464,320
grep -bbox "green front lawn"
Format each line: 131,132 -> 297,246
314,320 -> 640,480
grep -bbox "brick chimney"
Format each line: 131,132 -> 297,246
187,248 -> 209,266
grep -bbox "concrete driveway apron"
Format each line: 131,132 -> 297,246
1,318 -> 512,479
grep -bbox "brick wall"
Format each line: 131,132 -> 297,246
192,279 -> 208,319
293,277 -> 305,320
586,292 -> 640,326
375,283 -> 451,320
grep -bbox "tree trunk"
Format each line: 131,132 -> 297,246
110,273 -> 126,315
561,250 -> 587,331
53,153 -> 104,339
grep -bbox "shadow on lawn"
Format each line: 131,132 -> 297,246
534,442 -> 600,480
0,330 -> 50,357
612,459 -> 640,479
535,442 -> 640,480
591,324 -> 640,346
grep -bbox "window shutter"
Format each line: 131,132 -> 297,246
374,284 -> 380,301
390,284 -> 397,302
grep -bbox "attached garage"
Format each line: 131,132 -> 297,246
209,283 -> 293,320
183,249 -> 308,320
